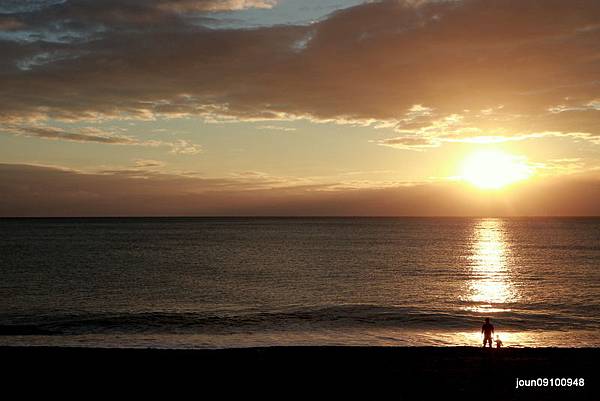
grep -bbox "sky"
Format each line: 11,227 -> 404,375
1,0 -> 600,216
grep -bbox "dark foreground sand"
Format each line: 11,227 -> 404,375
2,346 -> 598,400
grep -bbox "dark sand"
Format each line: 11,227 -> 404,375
2,346 -> 598,400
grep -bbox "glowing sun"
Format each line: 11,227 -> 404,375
461,150 -> 532,189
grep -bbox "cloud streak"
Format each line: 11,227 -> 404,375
1,124 -> 203,154
13,125 -> 139,144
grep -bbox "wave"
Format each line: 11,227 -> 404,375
1,304 -> 597,337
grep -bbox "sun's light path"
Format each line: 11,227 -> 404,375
463,219 -> 518,313
461,149 -> 532,189
446,219 -> 529,346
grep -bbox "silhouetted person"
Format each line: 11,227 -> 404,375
495,335 -> 503,348
482,317 -> 494,348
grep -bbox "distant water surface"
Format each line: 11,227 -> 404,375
1,217 -> 599,348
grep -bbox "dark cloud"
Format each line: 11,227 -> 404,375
0,16 -> 23,30
1,124 -> 203,153
0,0 -> 599,140
0,0 -> 276,43
17,125 -> 138,144
1,163 -> 599,216
1,0 -> 275,18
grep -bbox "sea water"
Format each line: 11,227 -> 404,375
1,217 -> 599,348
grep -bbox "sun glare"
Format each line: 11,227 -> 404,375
461,150 -> 532,189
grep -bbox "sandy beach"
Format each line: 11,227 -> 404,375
2,346 -> 597,400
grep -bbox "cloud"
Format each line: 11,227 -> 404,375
155,0 -> 277,12
374,135 -> 440,150
374,105 -> 600,150
0,0 -> 599,151
0,0 -> 276,18
531,158 -> 586,177
7,125 -> 139,144
0,1 -> 66,14
1,163 -> 600,216
1,124 -> 203,154
168,139 -> 202,155
133,159 -> 166,168
0,16 -> 24,30
0,0 -> 278,48
257,125 -> 297,132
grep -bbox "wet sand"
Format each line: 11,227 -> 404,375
2,346 -> 597,400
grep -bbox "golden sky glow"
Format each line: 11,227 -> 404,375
1,0 -> 600,216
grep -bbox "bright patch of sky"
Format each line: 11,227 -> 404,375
206,0 -> 367,29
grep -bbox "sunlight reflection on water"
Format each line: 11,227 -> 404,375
462,219 -> 518,313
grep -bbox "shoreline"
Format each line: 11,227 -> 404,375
3,346 -> 597,399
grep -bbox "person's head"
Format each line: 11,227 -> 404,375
485,318 -> 490,323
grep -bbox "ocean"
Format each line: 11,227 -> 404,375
1,217 -> 599,348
